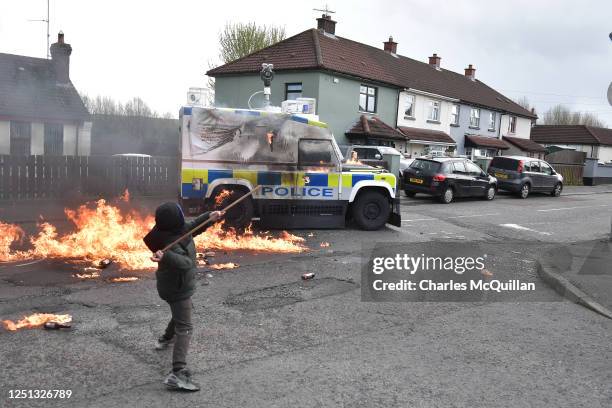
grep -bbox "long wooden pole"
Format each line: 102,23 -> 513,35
160,185 -> 262,252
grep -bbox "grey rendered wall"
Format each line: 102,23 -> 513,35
449,104 -> 502,154
316,72 -> 398,146
214,71 -> 400,147
214,72 -> 321,110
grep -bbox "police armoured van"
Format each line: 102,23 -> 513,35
178,106 -> 401,230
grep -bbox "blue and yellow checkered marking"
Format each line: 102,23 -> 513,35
181,169 -> 395,198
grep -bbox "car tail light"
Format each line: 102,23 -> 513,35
517,160 -> 524,173
433,174 -> 446,182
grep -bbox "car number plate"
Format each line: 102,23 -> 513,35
495,172 -> 508,179
410,177 -> 423,184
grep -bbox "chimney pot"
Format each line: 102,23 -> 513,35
383,36 -> 398,54
428,53 -> 441,69
316,14 -> 336,35
464,64 -> 476,80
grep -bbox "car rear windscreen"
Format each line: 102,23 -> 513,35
490,157 -> 519,171
409,159 -> 441,173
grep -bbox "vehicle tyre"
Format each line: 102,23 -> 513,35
518,183 -> 530,199
439,187 -> 454,204
483,185 -> 496,201
351,190 -> 391,230
211,187 -> 254,229
551,183 -> 562,197
404,190 -> 416,198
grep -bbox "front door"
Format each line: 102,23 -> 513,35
449,161 -> 472,196
538,161 -> 556,191
465,160 -> 488,196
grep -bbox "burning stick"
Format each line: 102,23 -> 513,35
209,262 -> 239,270
109,277 -> 139,282
2,313 -> 72,331
160,185 -> 262,253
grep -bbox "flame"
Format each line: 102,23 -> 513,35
209,262 -> 239,270
195,222 -> 305,253
110,277 -> 139,282
320,242 -> 330,248
120,189 -> 130,202
214,189 -> 232,206
0,222 -> 25,261
0,197 -> 307,271
346,151 -> 363,165
2,313 -> 72,331
74,271 -> 100,279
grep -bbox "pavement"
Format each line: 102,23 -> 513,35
1,190 -> 612,407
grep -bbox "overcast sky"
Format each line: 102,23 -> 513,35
1,0 -> 611,125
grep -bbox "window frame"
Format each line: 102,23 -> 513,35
469,108 -> 480,128
297,138 -> 339,168
450,104 -> 460,126
10,121 -> 31,156
509,116 -> 517,133
488,112 -> 496,131
44,123 -> 64,156
427,100 -> 441,122
404,93 -> 415,119
285,82 -> 303,101
359,84 -> 378,113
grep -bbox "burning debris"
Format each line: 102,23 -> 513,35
209,262 -> 239,270
0,195 -> 307,272
320,242 -> 331,248
109,277 -> 139,283
2,313 -> 72,331
346,151 -> 363,165
214,189 -> 232,206
74,271 -> 100,279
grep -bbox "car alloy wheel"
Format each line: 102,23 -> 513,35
520,184 -> 530,199
552,183 -> 562,197
486,186 -> 496,200
441,187 -> 453,204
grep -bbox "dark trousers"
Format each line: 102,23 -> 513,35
163,298 -> 193,371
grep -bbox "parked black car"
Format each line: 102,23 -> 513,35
487,156 -> 563,199
403,158 -> 497,204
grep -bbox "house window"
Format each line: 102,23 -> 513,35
404,94 -> 415,118
44,123 -> 64,155
427,100 -> 440,122
489,112 -> 496,131
359,85 -> 377,113
470,108 -> 480,128
285,83 -> 302,100
10,121 -> 31,155
509,116 -> 517,133
450,104 -> 460,125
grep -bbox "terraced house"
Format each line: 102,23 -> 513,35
208,15 -> 537,160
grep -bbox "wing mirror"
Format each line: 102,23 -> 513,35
374,153 -> 382,160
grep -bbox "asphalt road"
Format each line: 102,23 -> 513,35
1,191 -> 611,408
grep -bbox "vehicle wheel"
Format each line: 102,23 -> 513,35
404,190 -> 416,198
518,183 -> 530,199
211,188 -> 254,229
551,183 -> 562,197
483,185 -> 496,201
351,190 -> 391,230
439,187 -> 454,204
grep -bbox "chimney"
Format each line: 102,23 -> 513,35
464,64 -> 476,81
428,53 -> 441,69
383,36 -> 397,54
50,31 -> 72,83
316,14 -> 336,35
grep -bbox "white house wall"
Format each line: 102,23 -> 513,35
397,92 -> 453,133
77,121 -> 92,156
500,115 -> 532,139
31,122 -> 44,155
63,124 -> 77,156
0,120 -> 9,154
597,146 -> 612,163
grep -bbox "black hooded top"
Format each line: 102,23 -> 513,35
144,203 -> 211,302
